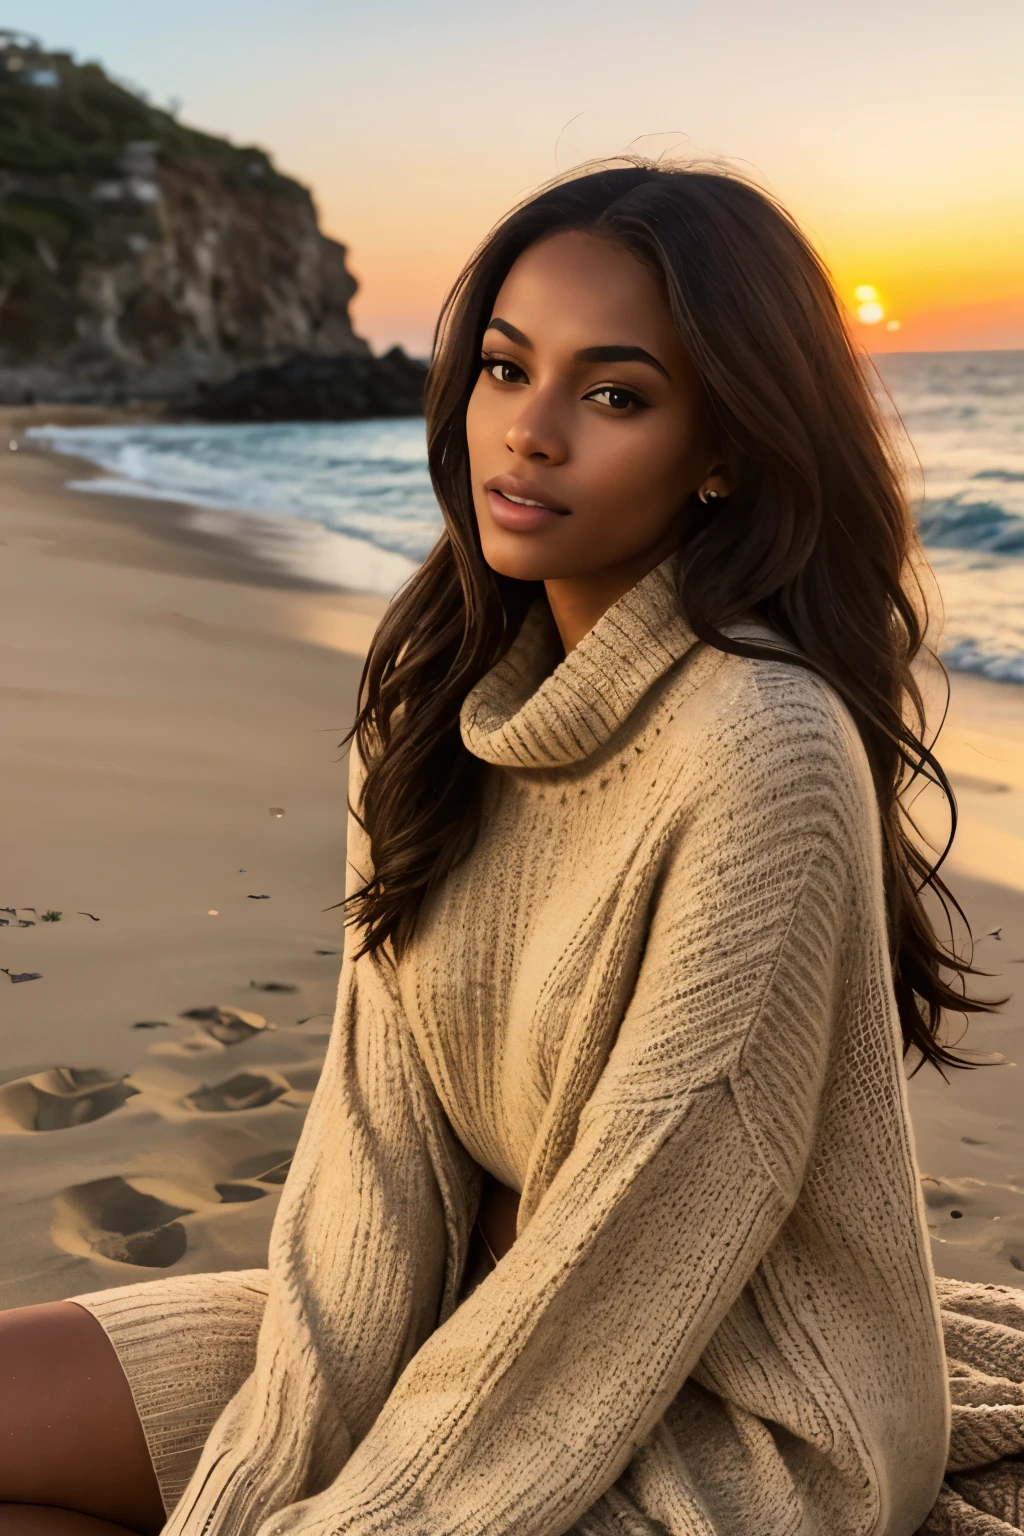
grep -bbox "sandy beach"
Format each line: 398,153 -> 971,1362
0,412 -> 385,1308
1,413 -> 1022,1308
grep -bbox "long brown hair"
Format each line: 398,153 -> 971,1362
344,158 -> 996,1072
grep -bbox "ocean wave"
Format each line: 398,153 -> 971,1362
28,420 -> 444,568
918,497 -> 1024,554
941,642 -> 1024,685
925,548 -> 1024,686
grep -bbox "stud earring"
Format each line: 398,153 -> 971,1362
698,486 -> 721,505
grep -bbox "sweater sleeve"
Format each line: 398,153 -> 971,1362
256,672 -> 871,1536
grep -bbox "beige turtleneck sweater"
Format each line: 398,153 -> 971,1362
74,553 -> 1024,1536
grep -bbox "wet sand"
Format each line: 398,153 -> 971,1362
0,411 -> 1021,1305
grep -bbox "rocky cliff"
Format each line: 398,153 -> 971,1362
0,32 -> 370,403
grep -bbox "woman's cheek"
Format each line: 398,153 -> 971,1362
464,387 -> 488,470
586,421 -> 662,503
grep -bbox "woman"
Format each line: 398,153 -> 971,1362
3,161 -> 1023,1536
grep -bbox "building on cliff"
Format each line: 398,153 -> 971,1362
0,33 -> 371,403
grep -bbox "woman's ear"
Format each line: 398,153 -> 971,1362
696,458 -> 734,504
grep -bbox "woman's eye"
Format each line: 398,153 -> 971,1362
482,359 -> 526,385
587,386 -> 642,411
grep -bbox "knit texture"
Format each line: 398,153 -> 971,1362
71,552 -> 1024,1536
76,1271 -> 269,1511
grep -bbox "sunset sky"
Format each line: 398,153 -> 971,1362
18,0 -> 1024,355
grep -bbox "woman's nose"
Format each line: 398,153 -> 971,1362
504,392 -> 569,463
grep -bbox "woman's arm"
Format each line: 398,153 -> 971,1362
256,669 -> 870,1536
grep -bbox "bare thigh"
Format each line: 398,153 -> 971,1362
0,1302 -> 164,1535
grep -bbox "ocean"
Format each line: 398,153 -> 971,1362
28,350 -> 1024,685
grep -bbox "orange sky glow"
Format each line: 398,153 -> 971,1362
323,149 -> 1024,356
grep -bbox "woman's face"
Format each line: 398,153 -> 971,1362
465,229 -> 723,588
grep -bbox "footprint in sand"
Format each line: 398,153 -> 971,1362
213,1149 -> 296,1201
0,1068 -> 138,1133
186,1070 -> 289,1113
52,1176 -> 192,1268
147,1006 -> 278,1058
185,1062 -> 321,1114
214,1181 -> 268,1203
179,1006 -> 274,1046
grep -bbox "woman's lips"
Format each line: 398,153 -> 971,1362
485,488 -> 570,533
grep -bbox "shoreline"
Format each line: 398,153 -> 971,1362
8,405 -> 402,607
1,413 -> 1022,1300
19,409 -> 422,601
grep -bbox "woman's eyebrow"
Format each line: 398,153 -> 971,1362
484,320 -> 670,381
486,318 -> 531,347
574,345 -> 670,379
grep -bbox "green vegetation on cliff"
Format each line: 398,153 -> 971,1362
0,35 -> 277,177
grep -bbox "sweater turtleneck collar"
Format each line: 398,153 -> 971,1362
459,551 -> 699,769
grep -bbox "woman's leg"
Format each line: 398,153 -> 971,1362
0,1302 -> 164,1535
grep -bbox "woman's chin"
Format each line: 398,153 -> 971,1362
482,552 -> 550,583
477,529 -> 566,585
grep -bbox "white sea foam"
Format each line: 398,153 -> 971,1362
874,352 -> 1024,683
28,351 -> 1024,681
28,419 -> 439,597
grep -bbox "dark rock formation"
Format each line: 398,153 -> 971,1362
0,32 -> 369,403
184,347 -> 428,422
